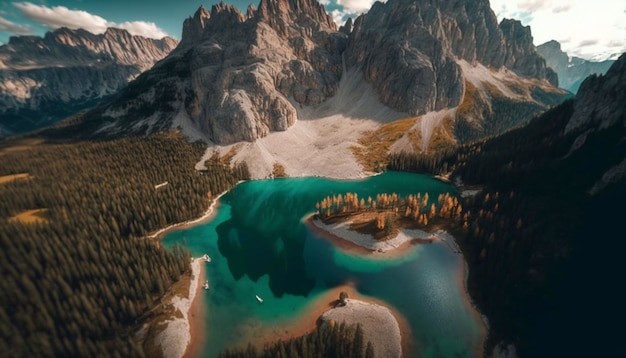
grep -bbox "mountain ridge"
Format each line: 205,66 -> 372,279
69,0 -> 568,147
537,40 -> 614,93
0,27 -> 178,137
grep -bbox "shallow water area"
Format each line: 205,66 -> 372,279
162,172 -> 485,357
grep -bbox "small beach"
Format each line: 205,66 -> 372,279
253,284 -> 414,358
153,258 -> 203,358
307,215 -> 438,255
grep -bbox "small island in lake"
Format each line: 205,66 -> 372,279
309,191 -> 465,253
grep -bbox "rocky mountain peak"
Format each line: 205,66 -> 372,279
257,0 -> 336,35
344,0 -> 561,117
499,18 -> 558,86
181,5 -> 212,46
247,4 -> 257,19
537,39 -> 614,93
210,2 -> 246,27
339,17 -> 353,35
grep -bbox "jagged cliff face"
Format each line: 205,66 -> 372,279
96,0 -> 345,143
0,28 -> 177,136
537,40 -> 614,93
344,0 -> 558,116
83,0 -> 567,145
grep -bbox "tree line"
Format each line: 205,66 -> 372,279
220,322 -> 375,358
315,192 -> 463,231
0,132 -> 249,357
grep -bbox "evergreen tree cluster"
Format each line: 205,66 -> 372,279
0,132 -> 249,357
220,322 -> 374,358
386,98 -> 626,355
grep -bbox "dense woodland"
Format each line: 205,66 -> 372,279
389,99 -> 626,356
0,132 -> 249,357
220,322 -> 375,358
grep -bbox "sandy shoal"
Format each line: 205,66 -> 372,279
183,259 -> 206,358
306,215 -> 436,259
256,284 -> 414,358
156,258 -> 202,358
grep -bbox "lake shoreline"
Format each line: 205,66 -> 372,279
147,191 -> 226,358
182,259 -> 206,358
150,258 -> 203,358
307,215 -> 489,356
146,190 -> 227,241
306,214 -> 436,257
254,284 -> 414,358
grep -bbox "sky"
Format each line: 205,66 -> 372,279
0,0 -> 624,61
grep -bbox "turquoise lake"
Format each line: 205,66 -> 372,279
162,172 -> 485,357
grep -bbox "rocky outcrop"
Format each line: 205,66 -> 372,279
537,40 -> 614,93
94,0 -> 345,143
566,53 -> 626,134
343,0 -> 558,116
0,27 -> 177,136
499,19 -> 558,86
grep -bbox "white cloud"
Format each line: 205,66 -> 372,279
489,0 -> 626,61
330,9 -> 347,26
0,16 -> 33,35
517,0 -> 550,12
12,2 -> 169,39
115,21 -> 168,39
337,0 -> 380,14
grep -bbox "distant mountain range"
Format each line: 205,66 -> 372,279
63,0 -> 568,147
537,40 -> 614,93
0,27 -> 177,137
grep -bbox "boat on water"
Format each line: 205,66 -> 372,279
202,254 -> 211,262
202,280 -> 209,290
255,295 -> 263,303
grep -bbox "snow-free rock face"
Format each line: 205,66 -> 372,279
343,0 -> 558,116
84,0 -> 566,144
95,0 -> 344,144
0,28 -> 177,136
537,40 -> 614,93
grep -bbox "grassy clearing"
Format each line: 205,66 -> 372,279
9,209 -> 49,224
0,173 -> 31,185
351,117 -> 418,173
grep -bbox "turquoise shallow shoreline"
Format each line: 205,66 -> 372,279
163,172 -> 486,358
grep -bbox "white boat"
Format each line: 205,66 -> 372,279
255,295 -> 263,303
202,254 -> 211,262
202,280 -> 209,290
